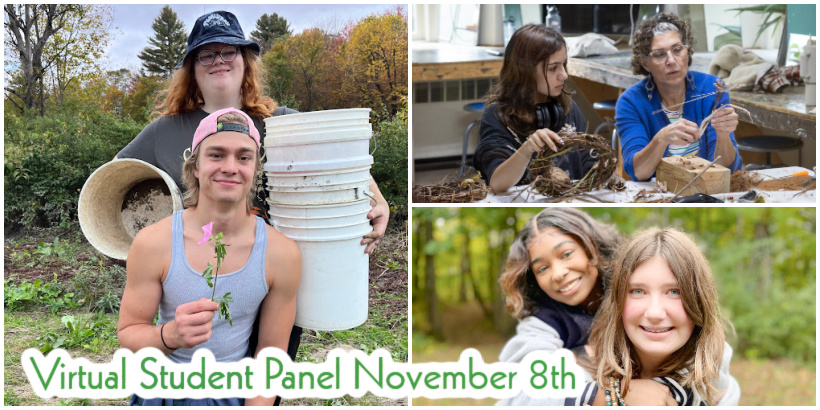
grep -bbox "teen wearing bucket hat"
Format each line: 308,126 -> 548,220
119,107 -> 301,406
175,11 -> 260,70
116,10 -> 390,405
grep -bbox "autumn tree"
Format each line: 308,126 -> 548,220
121,74 -> 165,124
282,28 -> 331,111
342,6 -> 408,114
138,5 -> 187,78
262,41 -> 298,110
78,68 -> 132,115
4,4 -> 112,115
250,13 -> 291,54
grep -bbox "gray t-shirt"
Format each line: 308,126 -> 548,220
118,107 -> 297,190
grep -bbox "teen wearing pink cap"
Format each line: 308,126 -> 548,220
119,108 -> 301,406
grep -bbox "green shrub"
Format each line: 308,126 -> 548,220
4,279 -> 81,313
711,238 -> 816,364
73,262 -> 126,309
37,313 -> 117,353
4,103 -> 144,230
370,102 -> 408,223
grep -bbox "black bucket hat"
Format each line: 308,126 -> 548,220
176,10 -> 260,69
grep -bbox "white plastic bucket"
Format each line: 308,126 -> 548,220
269,200 -> 372,239
266,125 -> 371,143
291,238 -> 369,330
266,125 -> 373,143
265,129 -> 372,163
264,108 -> 371,128
268,199 -> 372,330
274,216 -> 372,241
265,155 -> 373,174
267,179 -> 371,205
265,166 -> 371,188
266,118 -> 370,135
263,108 -> 375,329
266,156 -> 372,174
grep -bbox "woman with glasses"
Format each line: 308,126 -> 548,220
616,13 -> 742,181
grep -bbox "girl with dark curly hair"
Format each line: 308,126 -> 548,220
497,208 -> 622,405
472,24 -> 598,193
616,12 -> 742,181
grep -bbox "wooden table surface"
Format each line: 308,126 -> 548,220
412,45 -> 503,82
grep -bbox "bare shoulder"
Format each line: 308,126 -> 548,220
131,215 -> 173,253
126,215 -> 173,279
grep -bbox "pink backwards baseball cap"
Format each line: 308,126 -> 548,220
192,107 -> 261,151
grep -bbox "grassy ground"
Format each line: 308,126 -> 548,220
4,224 -> 408,406
411,302 -> 816,406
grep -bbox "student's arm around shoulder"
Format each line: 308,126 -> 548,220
246,227 -> 301,406
499,316 -> 564,363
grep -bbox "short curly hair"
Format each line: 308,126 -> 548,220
630,12 -> 695,76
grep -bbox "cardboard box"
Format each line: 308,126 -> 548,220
656,156 -> 730,195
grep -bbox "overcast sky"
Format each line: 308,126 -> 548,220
105,4 -> 396,70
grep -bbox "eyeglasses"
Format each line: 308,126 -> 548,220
197,46 -> 240,66
647,44 -> 688,64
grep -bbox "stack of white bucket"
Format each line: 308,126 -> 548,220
264,108 -> 373,331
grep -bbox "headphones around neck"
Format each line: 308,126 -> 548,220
535,101 -> 566,131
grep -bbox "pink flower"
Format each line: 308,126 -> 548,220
198,221 -> 214,245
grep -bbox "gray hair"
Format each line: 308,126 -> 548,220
653,21 -> 680,38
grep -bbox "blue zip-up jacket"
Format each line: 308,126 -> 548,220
615,71 -> 743,181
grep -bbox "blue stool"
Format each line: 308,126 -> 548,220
591,99 -> 619,151
737,136 -> 803,170
459,102 -> 485,178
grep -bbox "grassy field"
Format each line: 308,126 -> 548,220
4,225 -> 408,406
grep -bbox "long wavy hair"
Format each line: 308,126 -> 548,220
499,208 -> 623,319
586,227 -> 724,405
154,47 -> 276,120
630,12 -> 695,76
485,24 -> 574,136
181,112 -> 263,212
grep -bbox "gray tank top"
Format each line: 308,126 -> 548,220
159,211 -> 269,363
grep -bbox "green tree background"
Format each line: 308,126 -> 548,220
250,12 -> 292,54
412,207 -> 815,406
137,5 -> 187,78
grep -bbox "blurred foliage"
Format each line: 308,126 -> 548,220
120,74 -> 166,124
370,101 -> 408,222
412,207 -> 816,365
4,97 -> 143,230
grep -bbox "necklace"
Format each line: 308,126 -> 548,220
605,376 -> 627,406
661,102 -> 683,117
